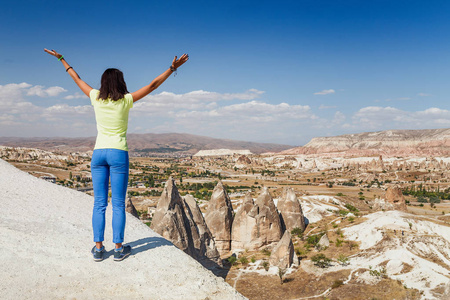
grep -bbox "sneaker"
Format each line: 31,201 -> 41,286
91,246 -> 105,262
114,245 -> 131,261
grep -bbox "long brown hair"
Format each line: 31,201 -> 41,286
98,68 -> 129,101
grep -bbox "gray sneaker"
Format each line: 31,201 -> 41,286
91,246 -> 105,262
114,245 -> 131,261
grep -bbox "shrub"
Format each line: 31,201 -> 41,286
227,256 -> 237,266
262,261 -> 269,271
239,256 -> 249,265
251,256 -> 256,263
332,222 -> 338,228
369,266 -> 387,278
345,203 -> 359,212
337,254 -> 350,266
291,227 -> 304,239
278,268 -> 287,284
311,254 -> 332,268
348,216 -> 355,223
336,238 -> 344,247
306,233 -> 323,247
261,248 -> 271,256
336,193 -> 344,196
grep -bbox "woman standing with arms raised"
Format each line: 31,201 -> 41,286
44,48 -> 189,261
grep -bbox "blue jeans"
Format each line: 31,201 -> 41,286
91,149 -> 129,244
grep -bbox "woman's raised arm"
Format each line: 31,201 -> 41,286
44,49 -> 93,97
131,54 -> 189,102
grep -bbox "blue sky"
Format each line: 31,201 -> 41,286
1,0 -> 450,145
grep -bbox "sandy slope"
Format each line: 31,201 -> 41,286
0,159 -> 245,300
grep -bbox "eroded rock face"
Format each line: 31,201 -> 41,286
231,192 -> 256,250
126,197 -> 139,219
231,188 -> 283,251
277,187 -> 306,232
150,178 -> 193,254
205,181 -> 234,254
385,187 -> 407,211
249,187 -> 283,249
151,178 -> 223,268
183,194 -> 222,267
269,230 -> 296,269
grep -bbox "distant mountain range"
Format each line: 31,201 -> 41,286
0,133 -> 293,156
282,128 -> 450,156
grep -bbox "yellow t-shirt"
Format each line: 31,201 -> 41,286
89,89 -> 133,151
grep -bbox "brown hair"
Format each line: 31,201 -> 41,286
98,68 -> 129,101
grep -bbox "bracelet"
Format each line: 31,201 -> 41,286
66,66 -> 73,72
170,66 -> 177,72
58,55 -> 64,61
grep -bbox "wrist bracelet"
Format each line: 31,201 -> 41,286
58,55 -> 64,61
170,66 -> 177,72
66,66 -> 73,72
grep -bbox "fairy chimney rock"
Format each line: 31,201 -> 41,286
385,187 -> 407,211
182,195 -> 222,267
231,192 -> 256,250
150,177 -> 194,255
205,181 -> 234,254
247,187 -> 283,249
269,230 -> 296,269
277,187 -> 306,232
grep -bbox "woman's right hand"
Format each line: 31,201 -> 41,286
44,48 -> 63,60
171,54 -> 189,70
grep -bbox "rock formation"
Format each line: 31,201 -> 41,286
246,188 -> 283,250
385,187 -> 407,211
182,194 -> 222,267
269,230 -> 296,269
317,233 -> 330,250
151,178 -> 223,267
126,197 -> 139,218
277,187 -> 306,232
205,181 -> 234,254
150,178 -> 194,255
231,192 -> 256,250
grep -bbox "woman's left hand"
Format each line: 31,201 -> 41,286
172,54 -> 189,70
44,48 -> 63,60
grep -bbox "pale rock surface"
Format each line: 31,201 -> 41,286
317,233 -> 330,249
231,192 -> 256,250
277,187 -> 306,232
182,194 -> 222,267
269,230 -> 296,269
0,159 -> 245,300
205,181 -> 234,254
125,197 -> 139,218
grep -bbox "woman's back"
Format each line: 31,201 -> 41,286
90,89 -> 133,151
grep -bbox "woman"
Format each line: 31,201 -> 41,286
44,48 -> 189,261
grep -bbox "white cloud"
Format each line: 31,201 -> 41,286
64,92 -> 87,100
133,89 -> 264,114
352,106 -> 450,129
26,85 -> 67,97
314,89 -> 335,95
418,93 -> 432,97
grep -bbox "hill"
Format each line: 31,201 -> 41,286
0,133 -> 292,156
0,158 -> 245,299
281,128 -> 450,156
